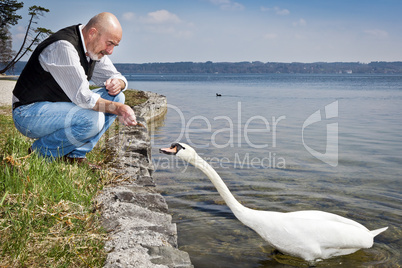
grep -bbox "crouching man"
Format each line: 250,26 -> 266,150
12,12 -> 137,168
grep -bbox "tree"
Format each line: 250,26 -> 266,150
0,4 -> 52,74
0,0 -> 23,32
0,25 -> 14,64
0,0 -> 23,68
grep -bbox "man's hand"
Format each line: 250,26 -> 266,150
105,78 -> 125,96
117,104 -> 137,126
93,98 -> 137,126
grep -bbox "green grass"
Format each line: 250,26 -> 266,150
0,90 -> 148,267
124,89 -> 148,106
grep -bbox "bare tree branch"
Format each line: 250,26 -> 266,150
0,5 -> 52,74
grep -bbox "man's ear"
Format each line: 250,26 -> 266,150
88,28 -> 98,40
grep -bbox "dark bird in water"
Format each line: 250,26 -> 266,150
216,93 -> 222,97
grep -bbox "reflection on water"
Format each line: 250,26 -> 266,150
129,74 -> 402,267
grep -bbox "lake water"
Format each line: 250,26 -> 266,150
127,74 -> 401,267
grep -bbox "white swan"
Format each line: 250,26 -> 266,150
159,143 -> 388,262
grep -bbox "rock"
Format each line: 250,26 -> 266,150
133,91 -> 168,123
97,91 -> 193,268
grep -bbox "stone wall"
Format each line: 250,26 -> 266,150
96,91 -> 193,268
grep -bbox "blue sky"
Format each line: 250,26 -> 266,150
11,0 -> 402,63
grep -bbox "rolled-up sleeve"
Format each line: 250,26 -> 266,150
91,55 -> 128,91
39,40 -> 100,109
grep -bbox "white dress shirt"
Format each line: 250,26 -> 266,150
13,25 -> 127,109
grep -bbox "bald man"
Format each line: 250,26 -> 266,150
12,12 -> 136,168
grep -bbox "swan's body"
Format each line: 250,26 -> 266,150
160,143 -> 387,262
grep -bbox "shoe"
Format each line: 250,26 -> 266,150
62,156 -> 102,170
28,146 -> 33,154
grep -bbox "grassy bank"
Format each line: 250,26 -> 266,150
0,90 -> 147,267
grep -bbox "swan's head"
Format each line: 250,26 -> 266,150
159,143 -> 199,164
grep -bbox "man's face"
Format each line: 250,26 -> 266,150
87,29 -> 121,61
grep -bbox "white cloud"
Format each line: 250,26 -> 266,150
141,10 -> 182,24
293,18 -> 307,27
261,6 -> 290,15
209,0 -> 244,11
294,33 -> 306,40
122,12 -> 136,21
12,26 -> 27,42
13,33 -> 26,41
130,10 -> 193,38
364,29 -> 388,38
263,33 -> 278,40
209,0 -> 229,4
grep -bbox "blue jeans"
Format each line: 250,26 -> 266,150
12,87 -> 125,159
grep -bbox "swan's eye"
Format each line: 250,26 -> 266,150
171,143 -> 185,151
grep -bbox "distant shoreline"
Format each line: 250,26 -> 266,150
4,61 -> 402,75
115,61 -> 402,75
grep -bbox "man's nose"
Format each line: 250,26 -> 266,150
106,46 -> 114,55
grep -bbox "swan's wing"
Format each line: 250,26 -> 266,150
286,210 -> 370,231
287,218 -> 375,259
244,210 -> 376,260
287,216 -> 373,245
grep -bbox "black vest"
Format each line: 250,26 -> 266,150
13,25 -> 96,105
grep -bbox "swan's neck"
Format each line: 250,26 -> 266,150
189,153 -> 247,216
